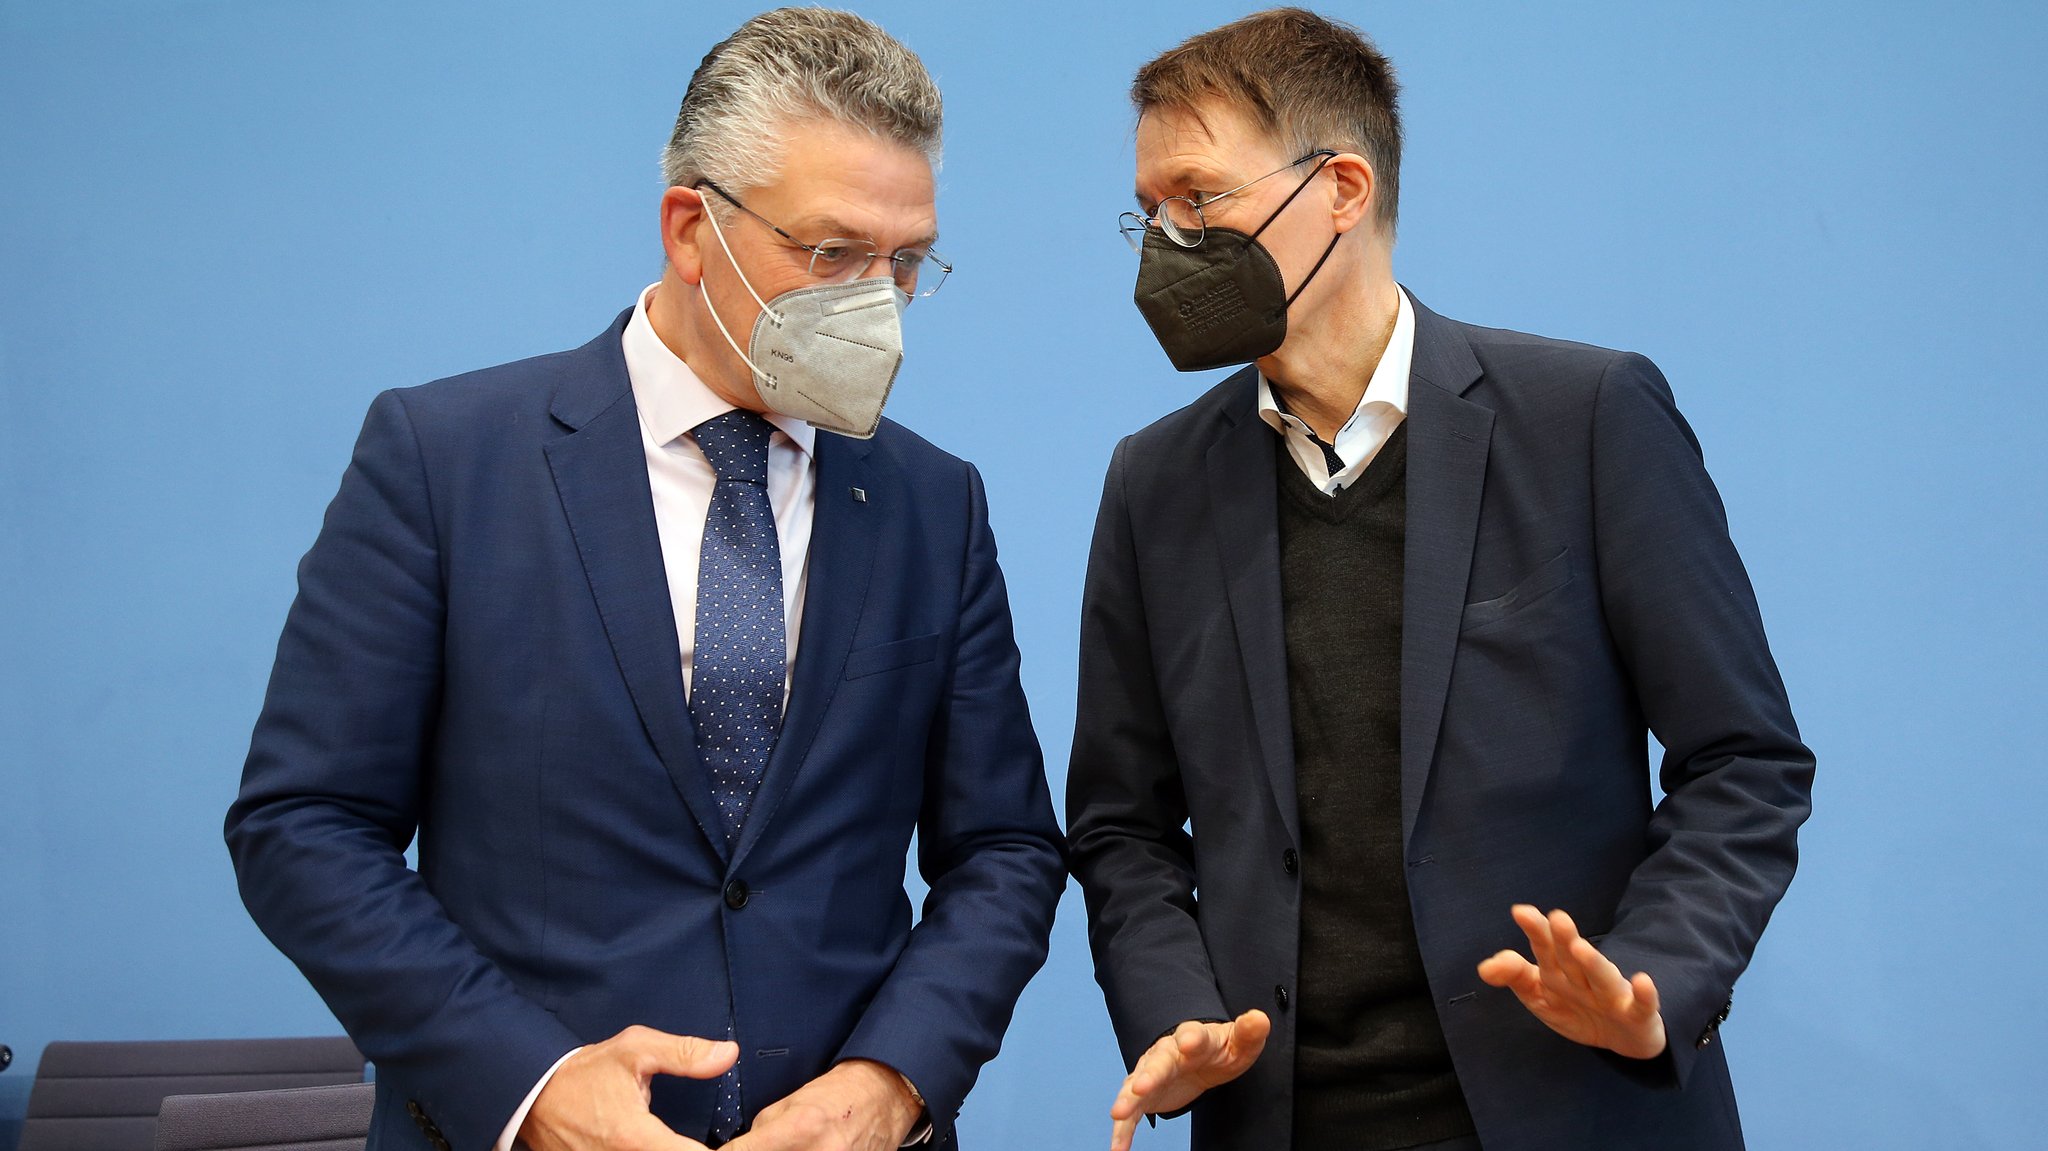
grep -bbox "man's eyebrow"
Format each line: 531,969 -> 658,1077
1135,163 -> 1227,209
789,217 -> 939,250
789,215 -> 876,242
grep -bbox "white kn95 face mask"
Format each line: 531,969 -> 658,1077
700,204 -> 909,439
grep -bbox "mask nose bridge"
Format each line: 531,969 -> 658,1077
822,282 -> 901,315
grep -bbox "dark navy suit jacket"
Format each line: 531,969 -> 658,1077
1066,295 -> 1814,1151
227,311 -> 1065,1151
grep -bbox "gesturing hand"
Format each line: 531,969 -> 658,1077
519,1025 -> 738,1151
1476,905 -> 1668,1060
723,1059 -> 921,1151
1108,1010 -> 1270,1151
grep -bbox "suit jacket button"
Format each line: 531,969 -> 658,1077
725,879 -> 750,910
1274,984 -> 1290,1012
1281,848 -> 1298,876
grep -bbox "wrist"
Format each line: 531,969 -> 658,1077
837,1058 -> 923,1131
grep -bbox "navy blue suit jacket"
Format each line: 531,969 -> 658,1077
227,311 -> 1065,1151
1066,295 -> 1814,1151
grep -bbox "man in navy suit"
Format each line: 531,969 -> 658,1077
226,10 -> 1063,1151
1066,10 -> 1813,1151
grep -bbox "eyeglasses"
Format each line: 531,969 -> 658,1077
1119,149 -> 1338,252
698,180 -> 951,299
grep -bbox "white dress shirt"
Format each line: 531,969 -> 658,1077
494,283 -> 819,1151
624,282 -> 816,703
1257,285 -> 1415,494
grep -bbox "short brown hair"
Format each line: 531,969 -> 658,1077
1132,7 -> 1402,232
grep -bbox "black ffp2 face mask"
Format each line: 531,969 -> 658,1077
1132,157 -> 1344,372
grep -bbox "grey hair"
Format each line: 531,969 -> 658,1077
662,7 -> 942,202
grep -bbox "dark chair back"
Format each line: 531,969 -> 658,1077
154,1082 -> 375,1151
19,1038 -> 364,1151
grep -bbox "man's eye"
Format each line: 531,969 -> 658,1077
812,245 -> 856,264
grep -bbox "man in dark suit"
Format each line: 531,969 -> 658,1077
226,10 -> 1063,1151
1066,10 -> 1814,1151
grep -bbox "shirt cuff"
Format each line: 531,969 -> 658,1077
495,1047 -> 583,1151
894,1068 -> 932,1147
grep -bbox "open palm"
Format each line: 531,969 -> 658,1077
1476,905 -> 1667,1060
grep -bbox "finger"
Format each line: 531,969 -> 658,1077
1173,1020 -> 1220,1065
1630,971 -> 1663,1021
1573,935 -> 1634,1011
1124,1037 -> 1182,1100
1110,1105 -> 1147,1151
1547,911 -> 1598,999
633,1030 -> 739,1080
1511,904 -> 1559,970
1116,1038 -> 1179,1117
1477,948 -> 1534,988
1478,950 -> 1545,1006
721,1120 -> 811,1151
1110,1111 -> 1141,1151
1109,1070 -> 1147,1122
627,1112 -> 714,1151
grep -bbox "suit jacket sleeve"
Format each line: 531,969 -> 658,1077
1063,438 -> 1232,1070
225,390 -> 582,1151
834,461 -> 1066,1133
1586,353 -> 1816,1087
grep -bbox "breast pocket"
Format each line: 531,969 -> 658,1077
1460,547 -> 1574,633
843,632 -> 942,680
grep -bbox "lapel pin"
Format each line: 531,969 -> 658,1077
851,487 -> 868,503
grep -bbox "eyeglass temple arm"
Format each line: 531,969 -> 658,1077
1190,148 -> 1341,210
697,180 -> 813,251
701,178 -> 947,282
1242,151 -> 1339,245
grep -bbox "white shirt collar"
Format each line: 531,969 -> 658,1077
621,282 -> 818,456
1257,285 -> 1415,488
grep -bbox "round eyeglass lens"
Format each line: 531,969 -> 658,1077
1158,197 -> 1205,247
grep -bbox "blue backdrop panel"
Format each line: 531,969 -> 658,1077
2,3 -> 2043,1149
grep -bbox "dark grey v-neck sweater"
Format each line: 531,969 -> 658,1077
1276,423 -> 1476,1149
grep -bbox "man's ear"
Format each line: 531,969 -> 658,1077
1325,153 -> 1376,237
660,185 -> 709,286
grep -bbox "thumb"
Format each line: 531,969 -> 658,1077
636,1030 -> 740,1080
1224,1010 -> 1270,1065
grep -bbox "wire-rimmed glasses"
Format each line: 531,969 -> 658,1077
1119,149 -> 1338,252
699,179 -> 952,298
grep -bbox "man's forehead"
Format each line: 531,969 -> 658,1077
748,123 -> 938,242
1138,105 -> 1225,164
1135,102 -> 1281,194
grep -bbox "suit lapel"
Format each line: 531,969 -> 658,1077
543,314 -> 727,860
730,432 -> 881,870
1399,297 -> 1492,845
1206,369 -> 1302,847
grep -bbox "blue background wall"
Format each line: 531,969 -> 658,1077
4,2 -> 2044,1148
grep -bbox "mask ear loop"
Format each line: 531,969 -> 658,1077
1240,152 -> 1344,320
1244,151 -> 1337,246
697,196 -> 783,385
1283,231 -> 1345,309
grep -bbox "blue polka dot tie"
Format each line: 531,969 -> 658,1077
689,410 -> 784,1144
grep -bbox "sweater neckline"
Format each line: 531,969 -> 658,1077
1275,422 -> 1408,525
